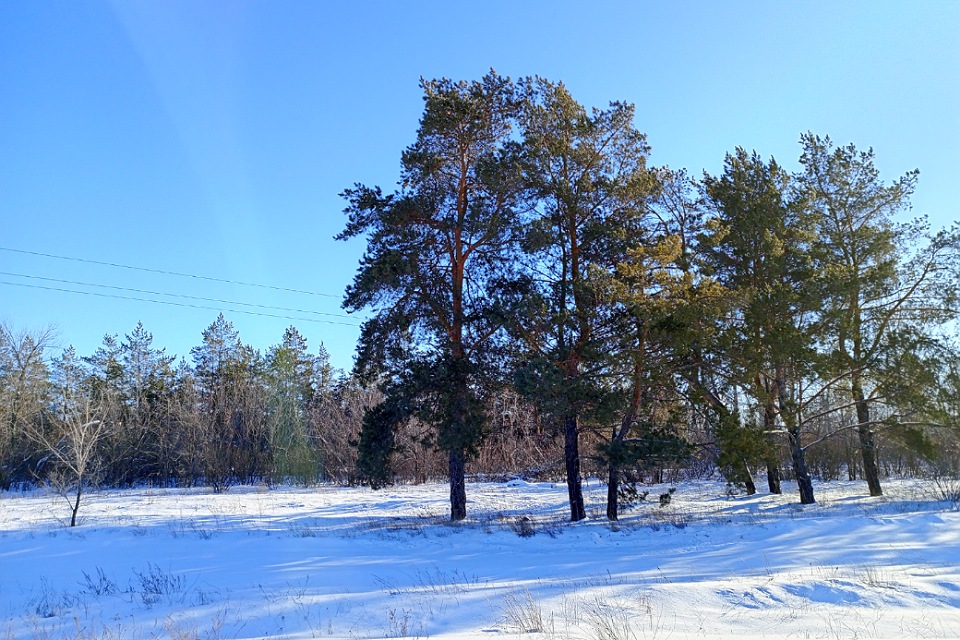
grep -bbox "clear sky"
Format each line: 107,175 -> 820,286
1,1 -> 958,372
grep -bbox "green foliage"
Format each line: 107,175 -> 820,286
512,353 -> 614,428
190,314 -> 266,489
120,322 -> 176,409
355,385 -> 409,489
4,76 -> 959,508
713,409 -> 769,488
598,422 -> 693,469
700,147 -> 819,380
266,327 -> 320,483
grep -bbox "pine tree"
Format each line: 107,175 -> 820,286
266,326 -> 317,483
514,78 -> 654,521
119,322 -> 175,484
649,171 -> 750,494
702,148 -> 820,504
596,169 -> 696,520
121,322 -> 175,414
84,334 -> 130,484
83,335 -> 123,396
191,314 -> 264,490
799,133 -> 959,496
338,71 -> 524,520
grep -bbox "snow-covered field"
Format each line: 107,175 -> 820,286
2,478 -> 959,639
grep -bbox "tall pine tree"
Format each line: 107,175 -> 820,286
265,326 -> 317,483
513,78 -> 654,521
702,149 -> 820,503
799,133 -> 959,496
339,71 -> 524,520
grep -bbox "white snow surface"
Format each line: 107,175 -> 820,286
2,478 -> 959,639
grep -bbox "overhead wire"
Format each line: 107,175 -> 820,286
0,245 -> 364,328
0,271 -> 356,321
0,246 -> 342,298
0,280 -> 362,327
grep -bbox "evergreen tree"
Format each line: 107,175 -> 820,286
121,322 -> 175,414
702,148 -> 820,503
118,322 -> 176,484
191,314 -> 265,490
83,335 -> 123,397
314,342 -> 334,396
650,171 -> 749,494
83,334 -> 125,483
266,326 -> 317,483
597,170 -> 695,520
799,133 -> 959,496
514,78 -> 654,521
927,341 -> 960,466
338,71 -> 524,520
170,357 -> 203,485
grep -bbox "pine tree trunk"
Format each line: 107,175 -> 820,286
608,386 -> 639,522
777,366 -> 814,504
738,458 -> 757,496
446,346 -> 471,521
851,375 -> 882,497
741,459 -> 757,495
449,448 -> 467,521
766,461 -> 782,494
606,464 -> 619,521
858,422 -> 883,497
855,401 -> 882,497
788,427 -> 816,504
763,402 -> 782,494
564,412 -> 586,521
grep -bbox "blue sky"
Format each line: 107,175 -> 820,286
1,1 -> 957,371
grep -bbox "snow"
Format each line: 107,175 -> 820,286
2,479 -> 959,639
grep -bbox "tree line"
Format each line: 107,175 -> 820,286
340,71 -> 960,521
2,71 -> 958,526
0,318 -> 377,521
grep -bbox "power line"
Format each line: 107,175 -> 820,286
0,246 -> 342,298
0,271 -> 356,320
0,280 -> 363,327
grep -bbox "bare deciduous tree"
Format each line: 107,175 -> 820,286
31,350 -> 109,526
